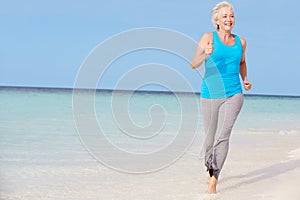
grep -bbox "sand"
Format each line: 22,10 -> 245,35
212,133 -> 300,200
1,133 -> 300,200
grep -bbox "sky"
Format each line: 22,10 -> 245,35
1,0 -> 300,96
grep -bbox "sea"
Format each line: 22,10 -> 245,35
1,86 -> 300,199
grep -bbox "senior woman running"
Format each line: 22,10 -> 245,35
190,1 -> 252,194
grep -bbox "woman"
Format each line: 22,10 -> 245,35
190,1 -> 252,194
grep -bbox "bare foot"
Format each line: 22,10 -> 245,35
206,176 -> 217,194
206,174 -> 211,184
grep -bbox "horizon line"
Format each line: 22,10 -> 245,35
0,85 -> 299,98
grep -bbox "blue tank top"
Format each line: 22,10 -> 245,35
201,31 -> 243,98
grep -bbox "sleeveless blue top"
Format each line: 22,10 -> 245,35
201,31 -> 243,98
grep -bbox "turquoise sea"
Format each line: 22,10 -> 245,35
1,87 -> 300,199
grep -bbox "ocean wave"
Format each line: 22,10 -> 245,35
278,129 -> 300,136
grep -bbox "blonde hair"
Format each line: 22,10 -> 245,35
211,1 -> 234,30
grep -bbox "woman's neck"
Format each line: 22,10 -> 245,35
217,29 -> 233,41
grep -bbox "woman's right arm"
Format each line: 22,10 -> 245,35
190,32 -> 213,69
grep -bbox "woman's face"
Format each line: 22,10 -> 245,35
217,7 -> 235,31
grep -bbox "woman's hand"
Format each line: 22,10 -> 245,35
243,80 -> 252,90
190,33 -> 213,69
204,41 -> 214,55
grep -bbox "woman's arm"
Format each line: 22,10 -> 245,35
190,32 -> 213,69
239,37 -> 252,90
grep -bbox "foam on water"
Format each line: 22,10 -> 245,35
278,129 -> 300,136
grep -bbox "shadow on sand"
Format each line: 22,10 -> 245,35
219,159 -> 300,192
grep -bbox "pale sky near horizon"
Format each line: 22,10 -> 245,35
1,0 -> 300,96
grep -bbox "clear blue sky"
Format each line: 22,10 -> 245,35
1,0 -> 299,96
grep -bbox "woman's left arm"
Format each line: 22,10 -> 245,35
240,38 -> 252,91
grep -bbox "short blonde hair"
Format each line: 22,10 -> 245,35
211,1 -> 234,30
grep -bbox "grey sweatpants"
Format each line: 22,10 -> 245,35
200,93 -> 244,179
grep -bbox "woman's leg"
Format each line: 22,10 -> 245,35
200,98 -> 222,177
211,93 -> 244,179
201,94 -> 244,194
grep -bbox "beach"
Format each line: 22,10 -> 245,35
1,132 -> 300,200
212,134 -> 300,200
1,88 -> 300,200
